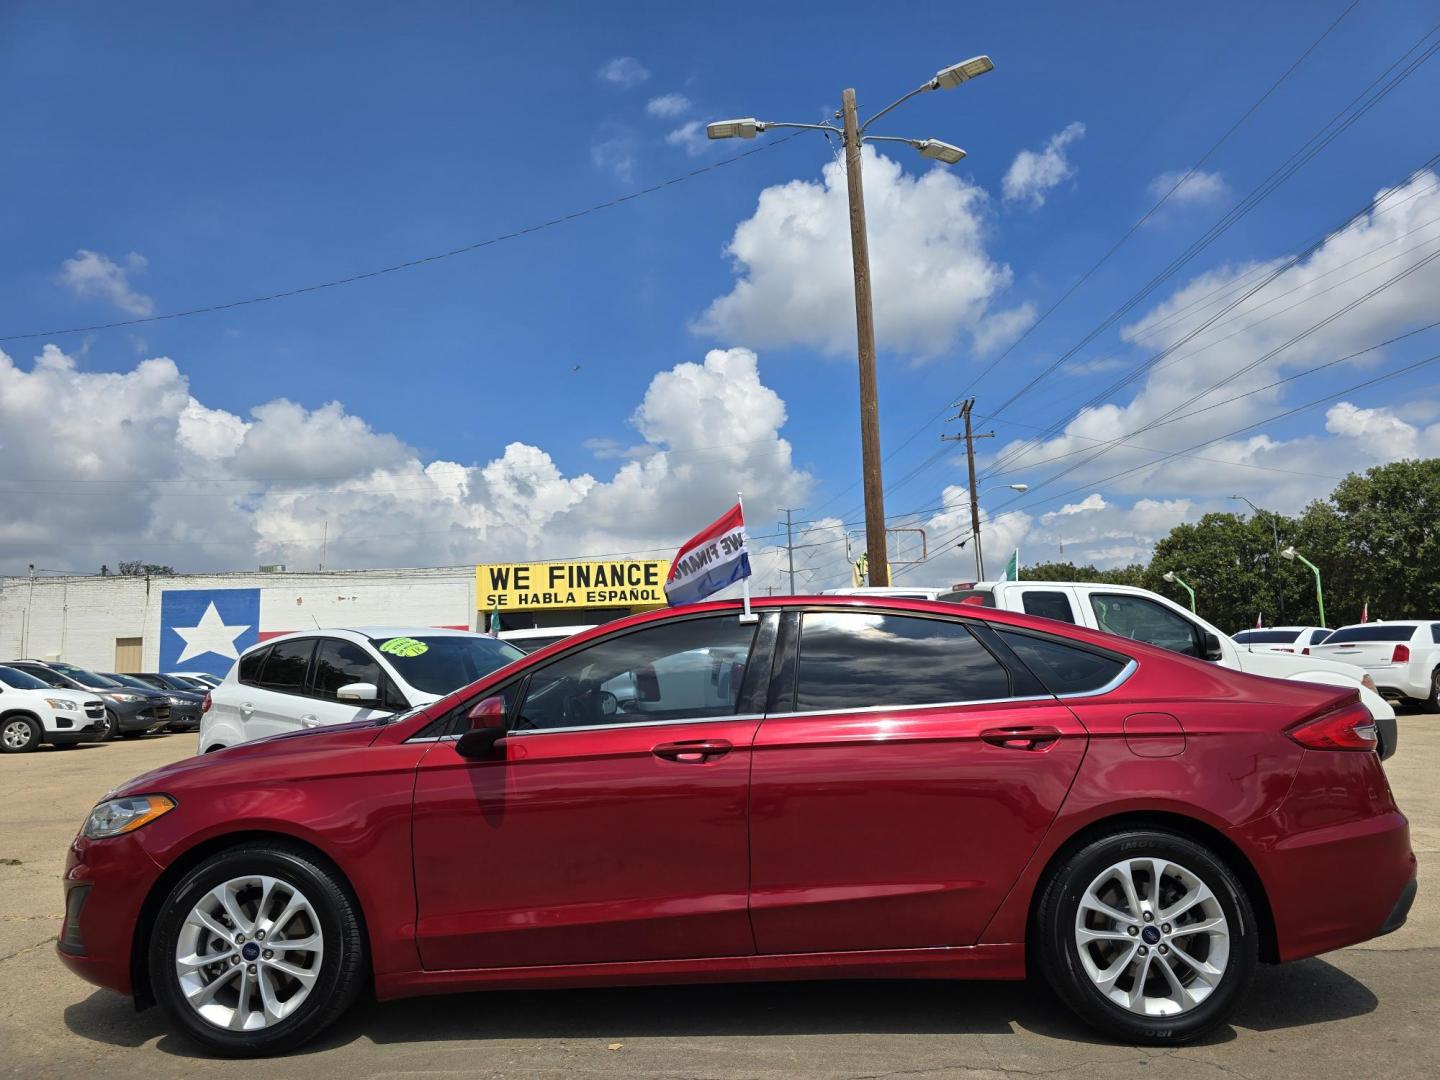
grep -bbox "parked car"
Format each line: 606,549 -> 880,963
497,624 -> 597,653
1310,621 -> 1440,711
930,582 -> 1399,759
126,672 -> 205,694
1232,626 -> 1332,653
59,596 -> 1414,1055
199,627 -> 524,752
170,671 -> 222,689
5,660 -> 171,740
104,673 -> 203,732
0,665 -> 108,752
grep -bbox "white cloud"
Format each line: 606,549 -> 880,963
1049,493 -> 1108,517
597,56 -> 650,87
590,131 -> 637,181
696,146 -> 1021,359
58,250 -> 154,316
646,93 -> 691,118
665,120 -> 708,157
1149,169 -> 1230,207
1002,121 -> 1085,208
1324,401 -> 1440,459
0,344 -> 811,577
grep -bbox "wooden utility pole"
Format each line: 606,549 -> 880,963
942,399 -> 994,579
841,88 -> 889,587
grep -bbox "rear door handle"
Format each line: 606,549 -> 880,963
239,702 -> 255,719
980,725 -> 1061,751
652,739 -> 732,763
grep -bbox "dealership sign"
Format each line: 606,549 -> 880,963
476,560 -> 670,610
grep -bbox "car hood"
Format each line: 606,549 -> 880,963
106,719 -> 385,800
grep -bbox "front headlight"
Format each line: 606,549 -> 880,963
46,698 -> 79,711
107,692 -> 144,703
83,794 -> 176,840
169,695 -> 189,706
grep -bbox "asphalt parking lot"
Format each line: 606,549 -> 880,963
1,712 -> 1435,1080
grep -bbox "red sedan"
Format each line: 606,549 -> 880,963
58,597 -> 1415,1056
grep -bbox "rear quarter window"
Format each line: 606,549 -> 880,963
997,630 -> 1129,696
238,646 -> 270,686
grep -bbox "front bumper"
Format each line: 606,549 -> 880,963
47,720 -> 108,746
163,704 -> 202,731
57,833 -> 165,996
105,699 -> 172,733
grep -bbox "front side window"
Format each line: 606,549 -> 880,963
513,616 -> 757,731
1020,590 -> 1077,624
312,639 -> 384,701
794,611 -> 1009,713
257,638 -> 315,694
1089,594 -> 1202,658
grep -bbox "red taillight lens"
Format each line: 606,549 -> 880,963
1301,647 -> 1310,655
201,692 -> 212,715
1392,644 -> 1410,663
1287,703 -> 1377,752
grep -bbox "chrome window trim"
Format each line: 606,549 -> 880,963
763,694 -> 1055,721
1055,658 -> 1138,699
506,711 -> 767,737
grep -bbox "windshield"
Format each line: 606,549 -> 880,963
103,673 -> 155,690
1322,625 -> 1416,644
48,662 -> 123,689
368,635 -> 524,696
1233,630 -> 1301,644
0,665 -> 53,691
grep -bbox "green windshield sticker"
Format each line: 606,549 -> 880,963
378,637 -> 429,658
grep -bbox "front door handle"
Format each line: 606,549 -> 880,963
652,739 -> 732,763
980,725 -> 1061,751
300,714 -> 321,729
239,702 -> 255,719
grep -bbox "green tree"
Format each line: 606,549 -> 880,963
1023,561 -> 1147,586
1144,512 -> 1298,633
115,560 -> 175,577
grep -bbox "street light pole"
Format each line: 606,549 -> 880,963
1281,546 -> 1325,628
1163,570 -> 1197,613
1231,494 -> 1284,623
840,88 -> 890,587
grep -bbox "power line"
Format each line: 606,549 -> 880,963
0,133 -> 806,344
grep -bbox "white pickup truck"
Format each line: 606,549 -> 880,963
826,581 -> 1397,759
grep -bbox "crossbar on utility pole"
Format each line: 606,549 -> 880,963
841,88 -> 889,588
941,399 -> 994,579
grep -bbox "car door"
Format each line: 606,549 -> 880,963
244,637 -> 317,739
1015,586 -> 1080,624
410,611 -> 774,971
748,608 -> 1090,954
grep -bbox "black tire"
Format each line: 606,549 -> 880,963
1423,669 -> 1440,714
149,841 -> 367,1057
1035,829 -> 1257,1045
97,709 -> 118,742
1,715 -> 42,754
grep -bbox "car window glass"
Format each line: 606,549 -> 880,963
513,617 -> 757,731
1431,624 -> 1440,645
257,639 -> 314,694
1020,590 -> 1076,624
14,665 -> 68,688
367,635 -> 523,697
238,647 -> 269,686
1089,594 -> 1201,658
997,631 -> 1127,695
795,612 -> 1010,713
0,665 -> 52,691
1323,625 -> 1416,643
1233,630 -> 1301,645
312,639 -> 384,701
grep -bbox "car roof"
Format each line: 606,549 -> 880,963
1236,625 -> 1321,632
242,626 -> 492,652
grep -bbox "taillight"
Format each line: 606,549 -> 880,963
1301,647 -> 1310,655
1287,703 -> 1377,752
201,692 -> 212,715
1392,644 -> 1410,663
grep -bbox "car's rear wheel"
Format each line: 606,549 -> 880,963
1,716 -> 41,754
1423,668 -> 1440,714
1035,830 -> 1257,1045
149,842 -> 366,1057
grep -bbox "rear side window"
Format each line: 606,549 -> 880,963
312,639 -> 384,700
238,647 -> 269,686
795,611 -> 1009,713
1431,624 -> 1440,645
257,639 -> 315,694
998,631 -> 1128,696
1020,590 -> 1076,624
1323,625 -> 1416,644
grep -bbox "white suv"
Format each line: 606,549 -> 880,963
200,627 -> 524,752
0,664 -> 107,753
1311,621 -> 1440,712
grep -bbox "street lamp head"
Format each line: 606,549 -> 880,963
1162,571 -> 1177,583
706,118 -> 766,140
916,138 -> 966,164
932,55 -> 994,90
1280,546 -> 1298,561
1008,483 -> 1029,493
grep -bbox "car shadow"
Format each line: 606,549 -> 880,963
62,957 -> 1377,1059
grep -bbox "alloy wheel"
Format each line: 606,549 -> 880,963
1073,857 -> 1230,1016
2,719 -> 35,751
174,875 -> 325,1031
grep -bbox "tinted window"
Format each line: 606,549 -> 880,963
368,635 -> 523,696
1323,625 -> 1417,644
1432,624 -> 1440,645
12,664 -> 70,688
238,647 -> 269,686
0,665 -> 52,690
1233,630 -> 1302,645
312,639 -> 384,701
48,662 -> 122,689
795,612 -> 1009,713
1020,591 -> 1076,624
514,616 -> 757,731
940,588 -> 994,606
257,639 -> 314,694
1309,629 -> 1331,645
998,631 -> 1127,696
1089,594 -> 1202,658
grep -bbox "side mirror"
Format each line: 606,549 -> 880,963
337,681 -> 379,703
635,665 -> 661,703
465,694 -> 507,729
1203,632 -> 1224,662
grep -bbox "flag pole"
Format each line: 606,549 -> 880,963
738,491 -> 758,623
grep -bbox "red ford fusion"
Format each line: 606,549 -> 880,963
58,596 -> 1415,1055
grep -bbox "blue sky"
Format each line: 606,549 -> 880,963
3,1 -> 1440,584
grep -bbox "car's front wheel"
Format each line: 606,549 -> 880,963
1035,830 -> 1258,1044
97,710 -> 118,741
149,842 -> 367,1056
1,716 -> 41,754
1423,668 -> 1440,714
